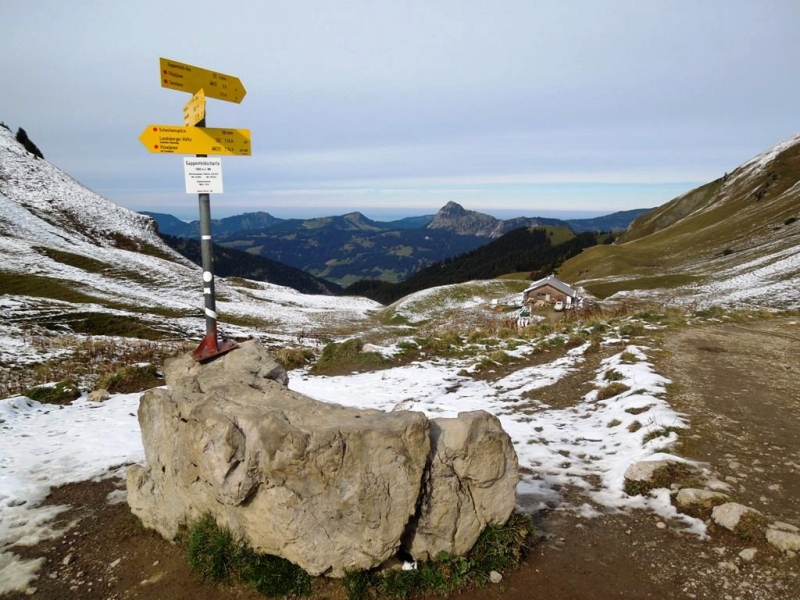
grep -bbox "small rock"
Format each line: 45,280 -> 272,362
738,548 -> 758,562
675,488 -> 729,509
489,570 -> 503,583
109,558 -> 121,568
711,503 -> 762,532
24,587 -> 37,596
62,553 -> 73,566
766,529 -> 800,553
48,573 -> 58,579
152,560 -> 159,567
87,389 -> 110,403
656,522 -> 666,530
624,460 -> 677,482
769,521 -> 800,533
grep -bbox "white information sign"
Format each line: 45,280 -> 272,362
184,157 -> 223,194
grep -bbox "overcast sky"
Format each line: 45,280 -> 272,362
3,1 -> 799,221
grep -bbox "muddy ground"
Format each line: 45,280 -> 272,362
3,317 -> 799,599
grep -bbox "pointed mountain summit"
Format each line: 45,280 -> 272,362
427,201 -> 545,238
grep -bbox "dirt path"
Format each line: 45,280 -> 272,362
3,318 -> 799,599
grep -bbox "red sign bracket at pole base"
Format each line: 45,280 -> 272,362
192,328 -> 238,362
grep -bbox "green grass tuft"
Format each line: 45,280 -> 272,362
642,425 -> 685,445
623,462 -> 697,497
237,547 -> 313,597
596,382 -> 631,400
343,513 -> 534,600
98,364 -> 161,394
274,347 -> 315,370
23,379 -> 80,405
185,514 -> 312,596
312,338 -> 386,375
186,515 -> 240,583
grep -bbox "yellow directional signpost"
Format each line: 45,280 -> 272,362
183,89 -> 206,126
160,57 -> 246,103
142,58 -> 250,361
139,125 -> 251,156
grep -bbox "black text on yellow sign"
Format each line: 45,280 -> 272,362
139,125 -> 251,156
160,57 -> 246,103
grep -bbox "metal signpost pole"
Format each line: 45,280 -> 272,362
191,118 -> 237,362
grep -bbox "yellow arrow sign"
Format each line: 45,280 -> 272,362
183,89 -> 206,126
139,125 -> 251,156
160,57 -> 246,103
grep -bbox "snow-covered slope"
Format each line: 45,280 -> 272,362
0,125 -> 381,341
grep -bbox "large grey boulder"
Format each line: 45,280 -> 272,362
127,341 -> 518,577
403,413 -> 519,561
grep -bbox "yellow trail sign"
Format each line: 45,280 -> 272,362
160,57 -> 246,103
183,89 -> 206,126
139,125 -> 251,156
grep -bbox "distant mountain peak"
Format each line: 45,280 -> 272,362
428,202 -> 504,237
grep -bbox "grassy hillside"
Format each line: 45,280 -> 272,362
558,134 -> 800,300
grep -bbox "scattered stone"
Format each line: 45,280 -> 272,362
87,389 -> 110,403
656,522 -> 666,530
675,488 -> 729,509
711,503 -> 762,531
48,573 -> 57,580
62,553 -> 73,566
624,460 -> 677,482
24,587 -> 36,596
140,572 -> 166,586
766,529 -> 800,553
738,548 -> 758,562
109,558 -> 121,569
769,521 -> 799,533
489,570 -> 503,583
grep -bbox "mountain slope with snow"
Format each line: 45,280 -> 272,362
558,132 -> 800,309
0,125 -> 381,346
